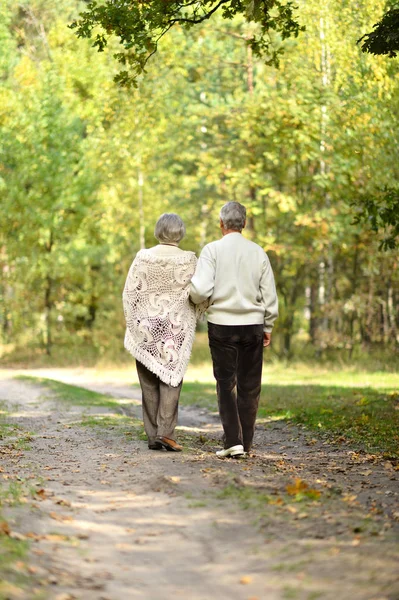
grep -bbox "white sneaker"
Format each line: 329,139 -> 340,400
216,444 -> 245,458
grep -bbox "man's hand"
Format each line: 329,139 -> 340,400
263,332 -> 272,348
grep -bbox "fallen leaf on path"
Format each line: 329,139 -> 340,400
9,532 -> 27,541
0,582 -> 25,598
269,497 -> 284,506
55,498 -> 72,507
165,476 -> 181,484
25,532 -> 42,540
35,488 -> 51,500
342,494 -> 357,504
49,512 -> 74,522
361,470 -> 372,477
115,543 -> 134,551
45,534 -> 71,542
286,478 -> 321,500
0,521 -> 11,535
286,505 -> 298,514
239,576 -> 252,585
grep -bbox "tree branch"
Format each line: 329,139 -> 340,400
168,0 -> 229,25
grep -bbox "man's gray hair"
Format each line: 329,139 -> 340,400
154,213 -> 186,244
220,202 -> 246,231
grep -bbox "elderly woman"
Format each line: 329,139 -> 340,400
122,213 -> 200,452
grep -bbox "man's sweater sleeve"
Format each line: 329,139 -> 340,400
260,254 -> 279,333
190,245 -> 215,304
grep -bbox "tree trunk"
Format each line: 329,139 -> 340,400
138,167 -> 145,249
87,265 -> 100,329
0,256 -> 11,342
44,274 -> 53,356
387,279 -> 398,345
348,237 -> 359,358
309,281 -> 318,345
44,229 -> 54,356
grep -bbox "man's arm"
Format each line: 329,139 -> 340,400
190,245 -> 215,304
260,254 -> 278,345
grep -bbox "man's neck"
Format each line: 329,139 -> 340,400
221,229 -> 241,236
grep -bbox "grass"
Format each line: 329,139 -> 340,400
181,378 -> 399,459
16,376 -> 121,409
217,482 -> 273,510
0,535 -> 35,600
16,376 -> 211,451
0,401 -> 21,442
15,376 -> 149,442
10,337 -> 399,459
182,356 -> 399,459
79,414 -> 132,428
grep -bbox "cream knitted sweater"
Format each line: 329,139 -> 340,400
190,232 -> 278,332
122,245 -> 200,387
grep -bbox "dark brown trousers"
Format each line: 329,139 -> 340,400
208,323 -> 264,452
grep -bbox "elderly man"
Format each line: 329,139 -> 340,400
190,202 -> 278,458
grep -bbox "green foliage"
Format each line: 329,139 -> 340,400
69,0 -> 304,87
358,6 -> 399,58
353,187 -> 399,250
0,0 -> 398,362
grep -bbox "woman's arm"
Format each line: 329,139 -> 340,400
190,245 -> 215,304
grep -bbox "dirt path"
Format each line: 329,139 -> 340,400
0,370 -> 398,600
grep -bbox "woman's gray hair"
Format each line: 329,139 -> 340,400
154,213 -> 186,244
220,202 -> 246,231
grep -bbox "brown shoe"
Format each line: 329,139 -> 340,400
156,436 -> 183,452
148,441 -> 163,450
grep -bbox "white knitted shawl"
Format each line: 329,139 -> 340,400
122,249 -> 201,387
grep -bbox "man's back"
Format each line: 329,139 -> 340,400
190,231 -> 278,332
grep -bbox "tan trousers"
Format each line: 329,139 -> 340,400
136,360 -> 182,443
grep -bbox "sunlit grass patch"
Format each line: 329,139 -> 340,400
181,381 -> 217,410
180,372 -> 399,458
0,534 -> 32,600
217,483 -> 273,510
0,402 -> 21,442
258,385 -> 399,459
79,414 -> 132,428
16,376 -> 122,409
79,413 -> 146,441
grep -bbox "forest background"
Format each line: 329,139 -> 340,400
0,0 -> 398,368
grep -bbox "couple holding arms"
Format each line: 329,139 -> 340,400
122,201 -> 278,458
